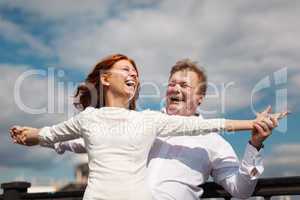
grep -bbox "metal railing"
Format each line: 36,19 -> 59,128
1,176 -> 300,200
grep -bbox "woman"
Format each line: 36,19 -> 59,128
10,54 -> 286,200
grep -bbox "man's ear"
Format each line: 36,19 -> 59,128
197,95 -> 204,106
100,73 -> 110,86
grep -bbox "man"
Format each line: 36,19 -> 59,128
147,59 -> 269,199
50,59 -> 274,199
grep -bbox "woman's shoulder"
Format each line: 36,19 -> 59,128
78,107 -> 164,119
82,106 -> 97,113
137,109 -> 166,121
76,106 -> 98,118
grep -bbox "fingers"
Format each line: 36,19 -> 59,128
10,126 -> 21,141
261,105 -> 272,115
9,125 -> 27,145
9,129 -> 18,143
15,134 -> 23,145
280,111 -> 290,119
10,126 -> 18,136
262,117 -> 275,129
10,125 -> 21,131
20,132 -> 27,145
10,126 -> 25,136
255,112 -> 276,129
270,111 -> 289,120
257,107 -> 290,129
255,121 -> 270,133
270,116 -> 279,127
253,123 -> 265,134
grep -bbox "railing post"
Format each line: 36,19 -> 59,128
1,182 -> 31,200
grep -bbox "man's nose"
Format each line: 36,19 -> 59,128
170,84 -> 181,93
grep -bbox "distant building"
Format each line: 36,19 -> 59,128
28,185 -> 56,193
59,163 -> 88,192
75,163 -> 88,185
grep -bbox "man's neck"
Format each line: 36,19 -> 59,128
163,107 -> 200,117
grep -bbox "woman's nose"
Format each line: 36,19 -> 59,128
129,70 -> 138,78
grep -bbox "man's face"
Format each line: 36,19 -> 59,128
166,70 -> 204,116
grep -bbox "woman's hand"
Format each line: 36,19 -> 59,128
9,126 -> 40,146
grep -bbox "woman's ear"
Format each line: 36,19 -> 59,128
100,73 -> 110,86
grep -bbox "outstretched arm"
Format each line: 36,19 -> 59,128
53,138 -> 86,154
10,113 -> 84,146
153,107 -> 287,137
225,108 -> 288,133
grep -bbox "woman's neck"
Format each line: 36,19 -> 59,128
105,92 -> 130,108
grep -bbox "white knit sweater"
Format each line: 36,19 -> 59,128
39,107 -> 225,200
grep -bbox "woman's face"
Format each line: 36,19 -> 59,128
106,59 -> 139,100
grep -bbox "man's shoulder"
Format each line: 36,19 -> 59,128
157,133 -> 233,150
140,109 -> 162,115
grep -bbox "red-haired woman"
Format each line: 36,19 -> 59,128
10,54 -> 286,200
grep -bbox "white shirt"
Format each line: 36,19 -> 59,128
147,114 -> 263,200
39,107 -> 225,200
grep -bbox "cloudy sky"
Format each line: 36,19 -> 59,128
0,0 -> 299,187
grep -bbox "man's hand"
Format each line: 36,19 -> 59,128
9,126 -> 40,146
251,106 -> 288,149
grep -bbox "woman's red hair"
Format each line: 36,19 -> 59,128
74,54 -> 140,110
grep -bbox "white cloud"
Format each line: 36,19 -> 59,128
0,0 -> 160,22
0,0 -> 298,113
0,17 -> 52,57
1,1 -> 298,112
0,64 -> 73,123
43,0 -> 299,112
287,73 -> 300,111
264,143 -> 300,177
0,65 -> 86,176
1,0 -> 109,21
290,74 -> 300,92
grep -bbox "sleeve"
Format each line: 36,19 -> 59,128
53,138 -> 87,154
151,111 -> 225,137
38,113 -> 84,147
212,142 -> 264,199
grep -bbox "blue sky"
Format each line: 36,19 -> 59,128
0,0 -> 299,187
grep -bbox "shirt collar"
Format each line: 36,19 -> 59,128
161,107 -> 203,119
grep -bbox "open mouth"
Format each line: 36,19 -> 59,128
169,95 -> 184,104
125,80 -> 136,89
